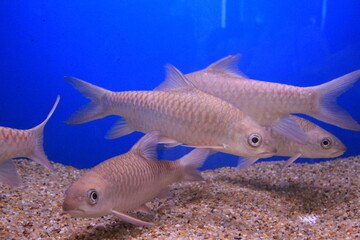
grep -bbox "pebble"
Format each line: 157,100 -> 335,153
0,156 -> 359,239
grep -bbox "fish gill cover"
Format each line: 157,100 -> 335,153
0,0 -> 359,170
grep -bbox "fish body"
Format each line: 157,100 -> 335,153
63,131 -> 209,226
237,115 -> 346,173
273,116 -> 346,158
185,55 -> 360,142
0,96 -> 60,187
65,66 -> 276,158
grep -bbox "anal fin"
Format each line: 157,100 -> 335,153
0,159 -> 21,187
106,118 -> 134,139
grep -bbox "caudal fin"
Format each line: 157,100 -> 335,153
311,70 -> 360,130
64,76 -> 110,124
29,96 -> 60,172
178,149 -> 209,181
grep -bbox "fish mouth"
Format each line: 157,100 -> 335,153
330,150 -> 345,157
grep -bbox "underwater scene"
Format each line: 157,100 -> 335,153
0,1 -> 359,239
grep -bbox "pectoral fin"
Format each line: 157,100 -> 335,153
111,210 -> 155,226
236,157 -> 259,170
158,137 -> 181,149
278,152 -> 303,175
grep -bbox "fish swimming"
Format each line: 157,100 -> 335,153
0,96 -> 60,187
237,115 -> 346,174
62,131 -> 209,226
184,55 -> 360,143
64,65 -> 276,158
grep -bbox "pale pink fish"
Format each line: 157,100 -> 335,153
184,55 -> 360,144
63,131 -> 209,226
237,115 -> 347,174
0,96 -> 60,187
64,65 -> 276,158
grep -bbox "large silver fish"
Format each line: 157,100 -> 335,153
237,115 -> 347,173
184,55 -> 360,143
0,96 -> 60,187
62,131 -> 209,226
65,65 -> 276,158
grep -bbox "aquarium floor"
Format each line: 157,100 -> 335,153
1,156 -> 359,239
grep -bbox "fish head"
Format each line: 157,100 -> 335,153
229,120 -> 277,158
304,128 -> 346,158
62,172 -> 113,218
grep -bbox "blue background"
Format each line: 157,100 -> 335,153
0,1 -> 359,170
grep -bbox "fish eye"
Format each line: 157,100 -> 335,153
87,189 -> 98,205
321,138 -> 332,149
248,133 -> 262,147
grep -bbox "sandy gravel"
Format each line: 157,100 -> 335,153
0,156 -> 359,239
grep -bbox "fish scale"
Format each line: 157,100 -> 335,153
186,55 -> 360,136
65,74 -> 276,158
63,132 -> 209,226
0,128 -> 34,160
108,90 -> 240,146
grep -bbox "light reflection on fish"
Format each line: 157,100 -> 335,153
62,131 -> 209,226
0,96 -> 60,187
237,115 -> 346,174
64,65 -> 276,158
185,55 -> 360,144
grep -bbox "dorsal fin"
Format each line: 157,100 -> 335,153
131,131 -> 160,160
206,54 -> 248,79
155,64 -> 196,91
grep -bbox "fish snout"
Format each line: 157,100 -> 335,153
62,201 -> 74,212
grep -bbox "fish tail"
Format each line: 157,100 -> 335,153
178,149 -> 209,181
29,96 -> 60,171
64,76 -> 110,124
311,70 -> 360,130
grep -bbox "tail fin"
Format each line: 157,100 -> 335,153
178,149 -> 209,181
64,76 -> 110,124
311,70 -> 360,130
29,96 -> 60,171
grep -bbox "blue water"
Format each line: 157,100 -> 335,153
0,1 -> 359,170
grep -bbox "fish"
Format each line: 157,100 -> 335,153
237,115 -> 346,174
0,96 -> 60,187
64,65 -> 276,158
184,54 -> 360,144
62,131 -> 209,226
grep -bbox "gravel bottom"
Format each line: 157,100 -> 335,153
0,156 -> 359,239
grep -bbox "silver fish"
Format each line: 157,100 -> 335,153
184,55 -> 360,143
64,65 -> 276,158
62,131 -> 209,226
0,96 -> 60,187
237,115 -> 346,174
